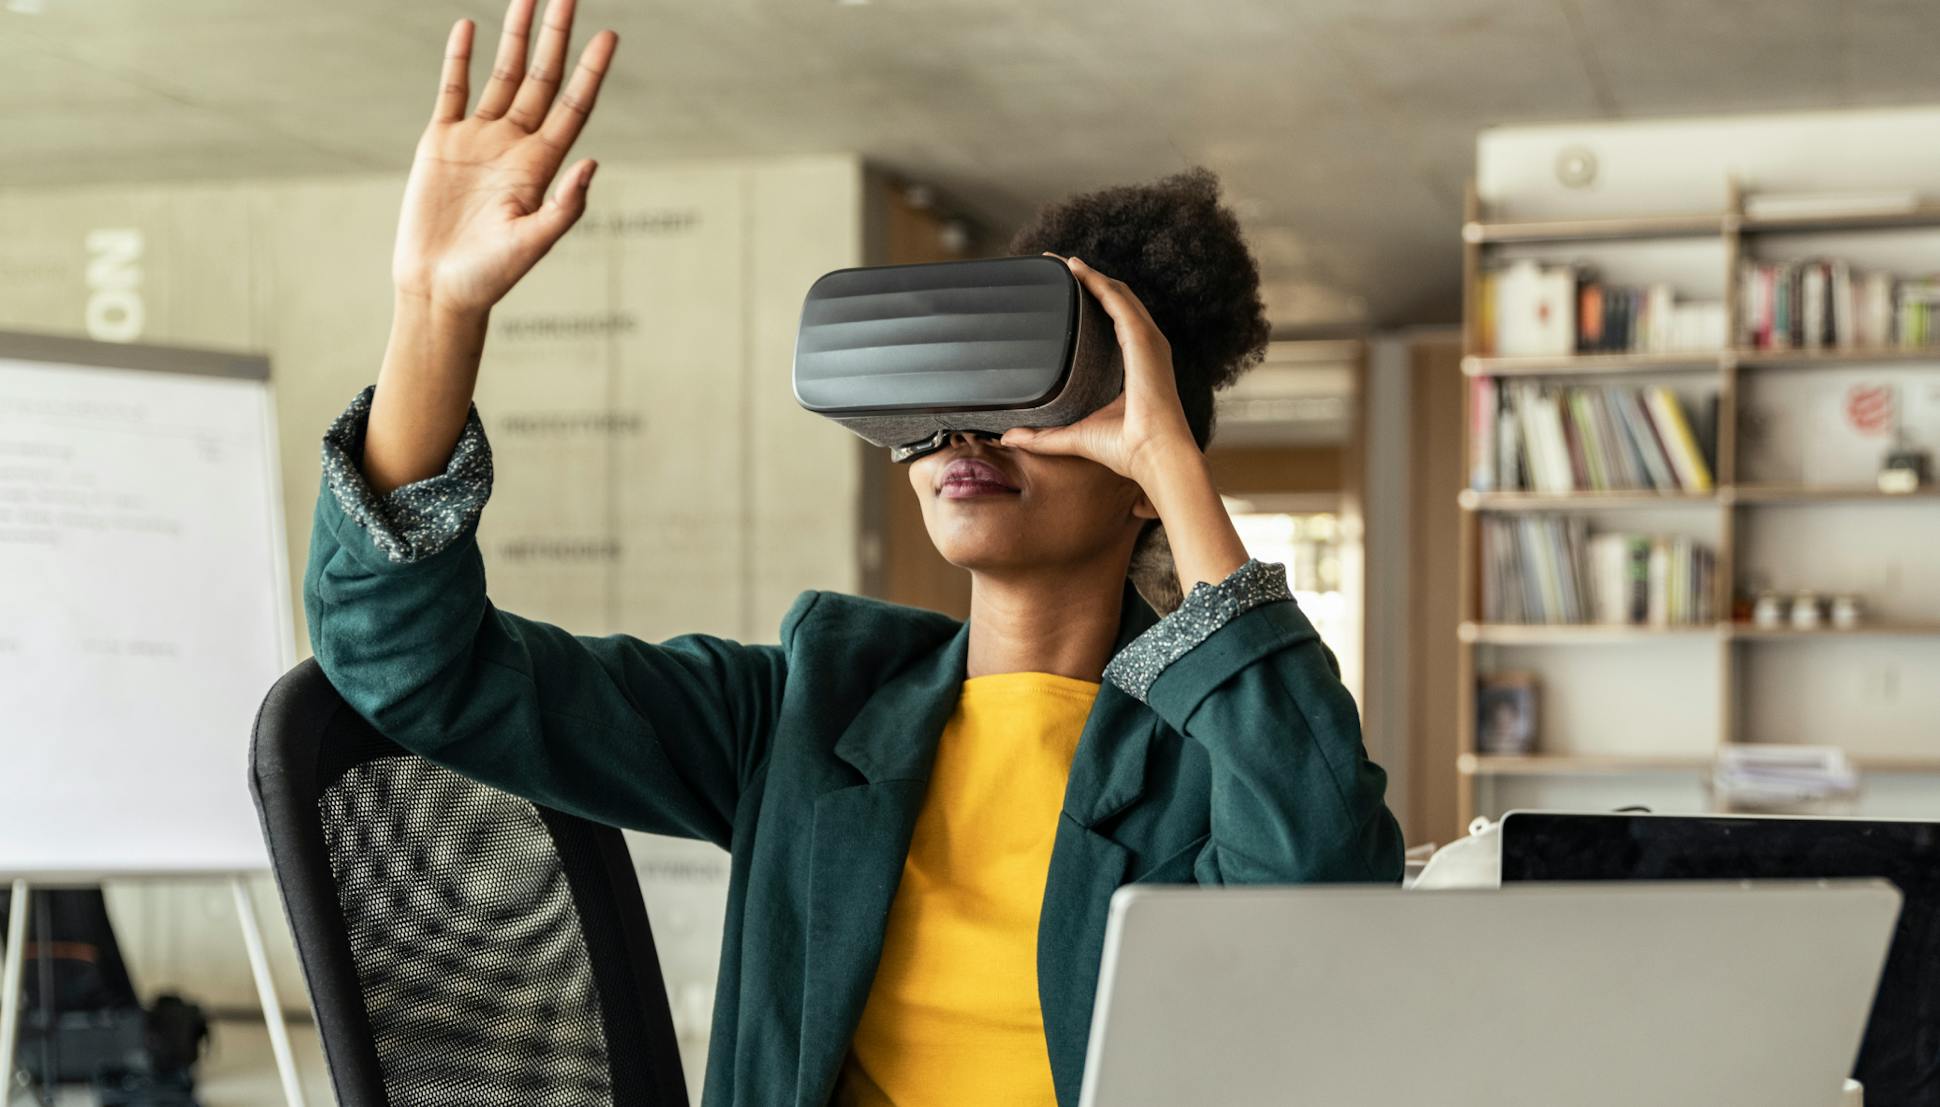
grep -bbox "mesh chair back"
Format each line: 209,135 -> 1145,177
249,659 -> 687,1107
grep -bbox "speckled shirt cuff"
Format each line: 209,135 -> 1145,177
320,384 -> 493,565
1103,558 -> 1294,702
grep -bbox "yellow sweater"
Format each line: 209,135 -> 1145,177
834,670 -> 1102,1107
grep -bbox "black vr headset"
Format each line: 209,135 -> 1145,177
791,255 -> 1124,462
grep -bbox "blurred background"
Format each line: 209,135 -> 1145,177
6,0 -> 1940,1101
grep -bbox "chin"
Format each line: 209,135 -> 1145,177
928,533 -> 1032,573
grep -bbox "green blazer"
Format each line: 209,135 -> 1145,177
304,404 -> 1404,1107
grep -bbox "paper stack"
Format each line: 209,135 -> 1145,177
1712,745 -> 1859,812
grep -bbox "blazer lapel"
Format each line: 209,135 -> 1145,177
1061,576 -> 1162,826
795,579 -> 1164,1107
795,617 -> 969,1106
1038,579 -> 1165,1106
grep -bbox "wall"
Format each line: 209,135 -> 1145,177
1361,328 -> 1465,847
0,156 -> 869,1089
859,172 -> 981,617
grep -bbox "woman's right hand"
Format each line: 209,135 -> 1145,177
392,0 -> 618,318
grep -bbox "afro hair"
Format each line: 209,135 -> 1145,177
1008,167 -> 1271,451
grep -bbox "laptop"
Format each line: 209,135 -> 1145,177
1078,881 -> 1899,1107
1500,810 -> 1940,1107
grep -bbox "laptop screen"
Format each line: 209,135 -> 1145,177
1501,812 -> 1940,1107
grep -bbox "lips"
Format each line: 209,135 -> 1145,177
937,457 -> 1020,498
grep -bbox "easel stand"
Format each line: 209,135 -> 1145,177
0,875 -> 307,1107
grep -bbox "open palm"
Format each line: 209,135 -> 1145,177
392,0 -> 618,316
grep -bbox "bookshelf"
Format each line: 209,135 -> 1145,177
1456,180 -> 1940,828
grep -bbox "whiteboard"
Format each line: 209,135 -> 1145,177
0,331 -> 291,875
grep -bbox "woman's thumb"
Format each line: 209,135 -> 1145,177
1001,424 -> 1077,455
530,159 -> 597,240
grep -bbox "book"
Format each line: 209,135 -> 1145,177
1477,270 -> 1497,357
1492,260 -> 1576,357
1831,261 -> 1853,349
1469,377 -> 1497,492
1802,264 -> 1827,350
1646,386 -> 1714,491
1740,259 -> 1940,351
1578,284 -> 1604,352
1487,265 -> 1724,356
1482,520 -> 1713,626
1466,382 -> 1714,494
1488,266 -> 1723,356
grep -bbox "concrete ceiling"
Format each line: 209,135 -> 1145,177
5,0 -> 1940,329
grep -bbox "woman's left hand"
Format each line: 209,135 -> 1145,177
999,256 -> 1200,486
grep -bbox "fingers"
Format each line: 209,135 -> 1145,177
1000,396 -> 1120,460
1065,256 -> 1165,349
999,423 -> 1081,457
432,19 -> 475,123
473,0 -> 536,122
506,0 -> 578,131
537,29 -> 617,152
517,157 -> 598,249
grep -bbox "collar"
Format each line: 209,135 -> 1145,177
828,576 -> 1160,790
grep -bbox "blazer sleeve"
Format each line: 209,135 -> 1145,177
302,385 -> 797,849
1104,559 -> 1404,885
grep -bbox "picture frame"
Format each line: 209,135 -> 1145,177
1476,671 -> 1540,756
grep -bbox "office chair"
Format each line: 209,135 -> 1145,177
248,659 -> 688,1107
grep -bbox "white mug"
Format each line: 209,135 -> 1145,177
1792,591 -> 1823,630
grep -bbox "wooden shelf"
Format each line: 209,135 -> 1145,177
1460,753 -> 1713,776
1461,489 -> 1719,512
1741,204 -> 1940,234
1462,351 -> 1722,378
1457,177 -> 1940,832
1460,622 -> 1720,644
1733,345 -> 1940,370
1463,621 -> 1940,643
1461,484 -> 1940,508
1727,483 -> 1940,505
1464,346 -> 1940,376
1465,203 -> 1940,244
1463,212 -> 1726,244
1465,751 -> 1940,776
1728,622 -> 1940,640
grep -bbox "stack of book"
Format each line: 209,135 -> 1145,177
1740,260 -> 1940,350
1480,517 -> 1715,627
1479,259 -> 1728,357
1467,381 -> 1715,494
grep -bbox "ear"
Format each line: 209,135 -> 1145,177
1130,484 -> 1160,521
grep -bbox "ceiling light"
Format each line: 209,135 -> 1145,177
6,0 -> 47,13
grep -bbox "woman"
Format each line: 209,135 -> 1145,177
305,1 -> 1404,1105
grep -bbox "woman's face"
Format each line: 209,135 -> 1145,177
906,433 -> 1153,573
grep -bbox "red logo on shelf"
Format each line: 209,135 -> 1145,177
1845,383 -> 1895,436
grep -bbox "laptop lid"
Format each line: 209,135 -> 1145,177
1500,810 -> 1940,1107
1080,881 -> 1899,1107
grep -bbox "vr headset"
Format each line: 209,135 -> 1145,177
791,255 -> 1124,462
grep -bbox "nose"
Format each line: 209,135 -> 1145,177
947,428 -> 1001,450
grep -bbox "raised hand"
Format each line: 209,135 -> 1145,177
391,0 -> 618,318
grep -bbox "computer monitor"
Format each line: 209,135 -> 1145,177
1500,811 -> 1940,1107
